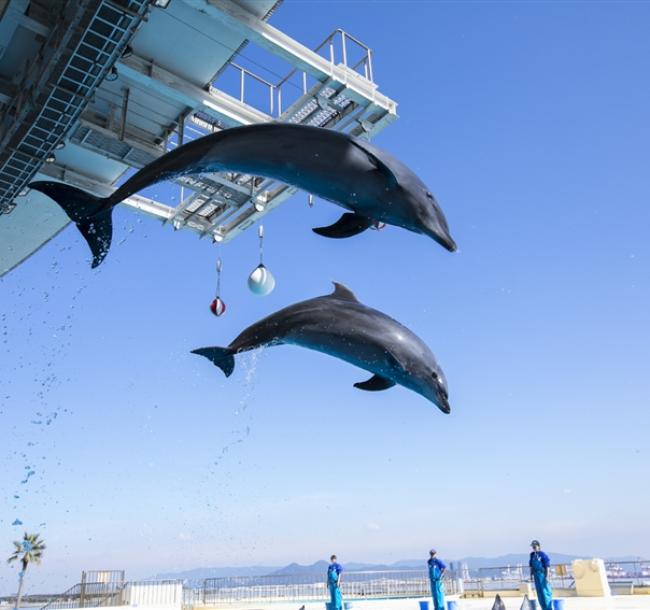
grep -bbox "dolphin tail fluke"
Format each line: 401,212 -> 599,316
191,347 -> 235,377
312,212 -> 373,238
29,181 -> 113,267
77,210 -> 113,268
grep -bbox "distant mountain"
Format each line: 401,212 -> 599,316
270,561 -> 329,576
390,560 -> 424,568
154,552 -> 644,581
268,553 -> 582,576
269,561 -> 394,576
456,553 -> 582,570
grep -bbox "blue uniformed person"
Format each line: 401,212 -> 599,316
529,540 -> 553,610
327,554 -> 343,610
427,549 -> 447,610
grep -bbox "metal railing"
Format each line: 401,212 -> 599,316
34,559 -> 650,610
187,570 -> 457,605
213,27 -> 374,120
39,579 -> 182,610
471,560 -> 650,595
223,63 -> 277,116
475,563 -> 574,591
275,27 -> 372,117
604,559 -> 650,593
320,28 -> 374,82
605,559 -> 650,582
39,581 -> 126,610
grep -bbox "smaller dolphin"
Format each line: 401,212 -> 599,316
28,123 -> 456,267
192,282 -> 451,413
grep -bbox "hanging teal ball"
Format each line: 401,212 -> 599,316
248,264 -> 275,296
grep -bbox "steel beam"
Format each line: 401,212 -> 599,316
78,113 -> 165,163
0,77 -> 15,106
0,0 -> 50,56
116,54 -> 271,127
76,112 -> 258,200
201,0 -> 398,116
38,162 -> 225,240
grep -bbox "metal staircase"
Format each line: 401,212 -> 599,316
0,0 -> 152,214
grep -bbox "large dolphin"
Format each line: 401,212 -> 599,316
29,123 -> 456,267
192,282 -> 451,413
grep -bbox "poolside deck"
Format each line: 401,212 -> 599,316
198,596 -> 650,610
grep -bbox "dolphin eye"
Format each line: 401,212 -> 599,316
426,191 -> 433,199
432,371 -> 448,397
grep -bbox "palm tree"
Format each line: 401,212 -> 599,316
7,533 -> 46,610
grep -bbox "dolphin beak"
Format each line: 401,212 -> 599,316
424,225 -> 457,252
438,234 -> 457,253
435,389 -> 451,414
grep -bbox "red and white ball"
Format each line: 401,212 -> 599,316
210,297 -> 226,317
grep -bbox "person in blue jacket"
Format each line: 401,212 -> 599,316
327,555 -> 343,610
529,540 -> 553,610
427,549 -> 446,610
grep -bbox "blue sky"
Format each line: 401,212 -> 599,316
2,0 -> 650,594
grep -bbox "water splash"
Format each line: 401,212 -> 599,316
210,347 -> 263,466
1,260 -> 87,525
234,347 -> 264,416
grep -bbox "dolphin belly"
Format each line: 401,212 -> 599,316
284,331 -> 397,380
108,124 -> 368,206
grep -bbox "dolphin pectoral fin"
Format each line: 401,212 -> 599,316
312,213 -> 373,239
354,374 -> 396,392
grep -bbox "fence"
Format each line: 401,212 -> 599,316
39,581 -> 126,610
473,564 -> 574,592
186,570 -> 459,605
213,27 -> 375,119
39,580 -> 181,610
34,559 -> 650,610
466,560 -> 650,596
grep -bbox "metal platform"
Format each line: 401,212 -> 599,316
0,0 -> 398,275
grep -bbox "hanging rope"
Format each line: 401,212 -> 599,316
210,257 -> 226,317
258,224 -> 264,265
215,257 -> 222,297
248,224 -> 275,296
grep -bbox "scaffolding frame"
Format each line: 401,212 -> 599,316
0,0 -> 398,248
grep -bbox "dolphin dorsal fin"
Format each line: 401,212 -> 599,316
329,282 -> 359,302
350,139 -> 399,188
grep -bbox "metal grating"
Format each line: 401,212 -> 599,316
85,130 -> 132,159
156,66 -> 379,240
0,0 -> 152,214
